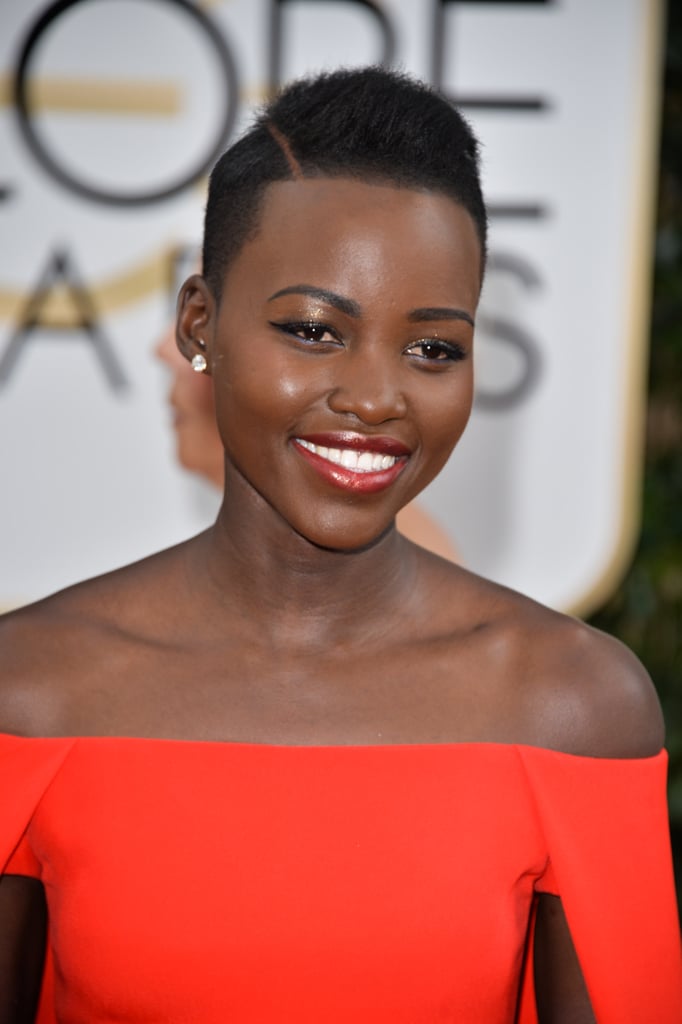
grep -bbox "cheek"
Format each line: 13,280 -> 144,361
425,367 -> 473,432
415,373 -> 473,468
217,350 -> 324,431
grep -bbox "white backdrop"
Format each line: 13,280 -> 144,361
0,0 -> 664,613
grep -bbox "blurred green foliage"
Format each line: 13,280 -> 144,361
587,3 -> 682,880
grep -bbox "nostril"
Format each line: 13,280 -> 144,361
326,369 -> 407,424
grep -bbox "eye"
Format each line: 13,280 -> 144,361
270,321 -> 342,346
405,339 -> 467,364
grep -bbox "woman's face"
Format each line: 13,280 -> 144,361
199,177 -> 481,549
154,322 -> 224,487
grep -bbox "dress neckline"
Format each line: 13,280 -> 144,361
0,731 -> 666,764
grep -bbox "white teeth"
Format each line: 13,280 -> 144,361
296,439 -> 398,473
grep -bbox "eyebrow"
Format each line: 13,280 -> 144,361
407,307 -> 475,328
267,286 -> 475,328
267,285 -> 361,318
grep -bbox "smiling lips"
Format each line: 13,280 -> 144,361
292,433 -> 410,493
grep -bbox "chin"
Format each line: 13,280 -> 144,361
295,517 -> 396,555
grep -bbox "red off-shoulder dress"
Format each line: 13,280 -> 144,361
2,734 -> 680,1022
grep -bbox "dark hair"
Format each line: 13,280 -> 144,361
202,66 -> 487,299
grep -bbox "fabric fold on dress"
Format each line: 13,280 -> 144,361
0,733 -> 75,872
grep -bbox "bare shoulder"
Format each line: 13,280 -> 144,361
0,540 -> 192,738
424,560 -> 664,759
496,585 -> 663,759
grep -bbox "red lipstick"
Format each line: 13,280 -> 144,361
292,435 -> 409,494
297,432 -> 411,457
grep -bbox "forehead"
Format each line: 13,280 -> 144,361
221,177 -> 482,308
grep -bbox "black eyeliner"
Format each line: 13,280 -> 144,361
409,339 -> 467,362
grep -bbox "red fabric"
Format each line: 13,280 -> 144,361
1,734 -> 680,1022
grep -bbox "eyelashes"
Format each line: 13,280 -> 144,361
404,339 -> 466,364
270,320 -> 342,345
269,320 -> 468,365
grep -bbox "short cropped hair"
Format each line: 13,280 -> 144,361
202,66 -> 487,299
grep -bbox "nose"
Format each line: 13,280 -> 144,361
326,344 -> 407,425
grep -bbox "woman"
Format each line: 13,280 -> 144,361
0,67 -> 680,1023
155,319 -> 461,560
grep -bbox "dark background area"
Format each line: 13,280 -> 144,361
587,1 -> 682,894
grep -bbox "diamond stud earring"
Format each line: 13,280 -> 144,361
191,353 -> 207,373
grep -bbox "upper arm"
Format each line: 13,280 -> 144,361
533,894 -> 595,1024
0,616 -> 51,1022
0,874 -> 47,1024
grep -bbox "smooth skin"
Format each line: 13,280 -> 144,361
0,179 -> 664,1023
154,311 -> 460,560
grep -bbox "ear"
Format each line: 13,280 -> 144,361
176,274 -> 216,374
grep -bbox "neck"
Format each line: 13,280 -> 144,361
190,487 -> 421,652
